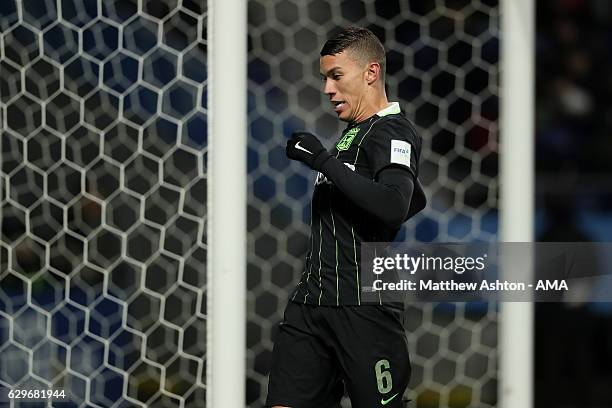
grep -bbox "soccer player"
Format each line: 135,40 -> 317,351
265,26 -> 426,408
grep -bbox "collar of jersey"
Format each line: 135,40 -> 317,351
376,101 -> 401,117
347,102 -> 401,128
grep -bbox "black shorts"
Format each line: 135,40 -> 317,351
265,301 -> 411,408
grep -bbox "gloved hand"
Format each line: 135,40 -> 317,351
286,131 -> 331,171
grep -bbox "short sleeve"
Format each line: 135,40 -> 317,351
364,119 -> 421,180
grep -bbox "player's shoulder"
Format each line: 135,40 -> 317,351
369,107 -> 422,149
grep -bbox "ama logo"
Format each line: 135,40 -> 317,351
535,280 -> 568,290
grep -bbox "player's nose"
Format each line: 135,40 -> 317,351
323,79 -> 335,95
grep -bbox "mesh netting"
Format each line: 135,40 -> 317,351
1,0 -> 500,407
1,1 -> 207,406
245,1 -> 499,407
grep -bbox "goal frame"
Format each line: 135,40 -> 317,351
207,0 -> 247,406
500,1 -> 534,408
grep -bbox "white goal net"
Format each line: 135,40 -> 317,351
1,0 -> 500,407
1,1 -> 207,406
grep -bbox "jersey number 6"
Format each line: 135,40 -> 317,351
374,359 -> 393,394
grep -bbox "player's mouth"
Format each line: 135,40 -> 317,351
332,101 -> 347,113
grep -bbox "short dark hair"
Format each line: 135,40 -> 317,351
320,26 -> 386,81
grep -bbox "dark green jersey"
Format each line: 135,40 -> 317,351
290,103 -> 423,306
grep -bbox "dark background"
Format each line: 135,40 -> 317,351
536,0 -> 612,406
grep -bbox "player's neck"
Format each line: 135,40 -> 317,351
352,93 -> 389,124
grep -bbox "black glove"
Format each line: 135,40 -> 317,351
286,131 -> 331,171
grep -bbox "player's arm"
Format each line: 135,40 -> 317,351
321,159 -> 414,228
286,131 -> 414,228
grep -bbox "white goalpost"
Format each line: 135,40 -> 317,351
207,0 -> 247,407
500,1 -> 534,408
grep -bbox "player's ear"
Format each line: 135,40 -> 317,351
365,62 -> 380,85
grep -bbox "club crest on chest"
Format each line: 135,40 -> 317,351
336,127 -> 360,151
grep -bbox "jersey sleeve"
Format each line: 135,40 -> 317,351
364,119 -> 422,180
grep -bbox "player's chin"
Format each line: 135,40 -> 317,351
335,108 -> 351,122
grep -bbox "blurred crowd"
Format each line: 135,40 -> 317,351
536,1 -> 612,407
536,0 -> 612,210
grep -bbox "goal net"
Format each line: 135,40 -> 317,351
1,1 -> 207,406
1,0 -> 500,407
245,1 -> 499,407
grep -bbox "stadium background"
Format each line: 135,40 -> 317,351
0,0 -> 610,407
